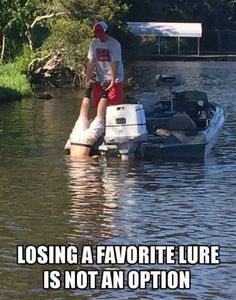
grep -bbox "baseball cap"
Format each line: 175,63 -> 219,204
93,21 -> 108,38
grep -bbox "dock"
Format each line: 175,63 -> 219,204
138,54 -> 236,61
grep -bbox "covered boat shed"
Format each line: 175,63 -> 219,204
127,22 -> 202,55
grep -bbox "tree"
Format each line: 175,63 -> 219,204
39,0 -> 131,72
0,0 -> 38,62
60,0 -> 128,24
41,19 -> 92,72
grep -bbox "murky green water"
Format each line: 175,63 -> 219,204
0,61 -> 236,299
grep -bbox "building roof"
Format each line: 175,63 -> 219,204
127,22 -> 202,38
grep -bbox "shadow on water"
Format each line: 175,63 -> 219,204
0,86 -> 22,102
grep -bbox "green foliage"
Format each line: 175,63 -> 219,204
41,19 -> 92,71
0,63 -> 31,99
1,0 -> 236,77
14,45 -> 35,73
0,0 -> 38,60
109,25 -> 141,62
122,0 -> 236,30
60,0 -> 128,24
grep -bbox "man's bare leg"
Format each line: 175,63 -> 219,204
79,96 -> 90,118
70,92 -> 92,159
64,97 -> 89,151
97,97 -> 107,118
75,78 -> 94,119
71,97 -> 107,160
70,97 -> 91,159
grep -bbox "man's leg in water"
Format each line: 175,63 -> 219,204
70,96 -> 91,159
79,97 -> 90,119
70,97 -> 107,159
97,97 -> 107,118
65,81 -> 94,151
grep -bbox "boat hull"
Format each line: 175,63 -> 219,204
142,104 -> 225,161
143,142 -> 206,161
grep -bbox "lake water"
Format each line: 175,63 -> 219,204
0,61 -> 235,299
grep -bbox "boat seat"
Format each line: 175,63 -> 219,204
164,113 -> 197,131
147,113 -> 197,133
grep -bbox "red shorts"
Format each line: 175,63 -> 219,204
93,82 -> 125,107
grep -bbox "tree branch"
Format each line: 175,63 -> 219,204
29,12 -> 70,29
0,35 -> 6,64
26,12 -> 70,50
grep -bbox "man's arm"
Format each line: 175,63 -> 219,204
105,40 -> 122,90
105,60 -> 118,91
111,60 -> 118,85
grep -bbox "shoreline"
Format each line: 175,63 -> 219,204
1,55 -> 236,102
137,54 -> 236,61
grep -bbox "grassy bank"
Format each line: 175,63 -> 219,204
0,62 -> 31,102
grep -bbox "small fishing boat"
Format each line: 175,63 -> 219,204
99,74 -> 225,161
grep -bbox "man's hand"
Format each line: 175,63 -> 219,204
100,80 -> 114,91
105,81 -> 114,91
86,79 -> 95,88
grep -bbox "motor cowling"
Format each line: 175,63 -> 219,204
104,104 -> 148,159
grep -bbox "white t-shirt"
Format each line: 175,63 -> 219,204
87,36 -> 124,82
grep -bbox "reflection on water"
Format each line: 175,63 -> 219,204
65,157 -> 236,299
66,158 -> 120,241
0,62 -> 236,299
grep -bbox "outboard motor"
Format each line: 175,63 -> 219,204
101,104 -> 148,160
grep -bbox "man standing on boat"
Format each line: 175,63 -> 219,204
86,21 -> 125,107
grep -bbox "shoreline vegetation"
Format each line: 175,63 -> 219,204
1,0 -> 236,102
0,45 -> 34,102
0,63 -> 31,102
2,53 -> 236,103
